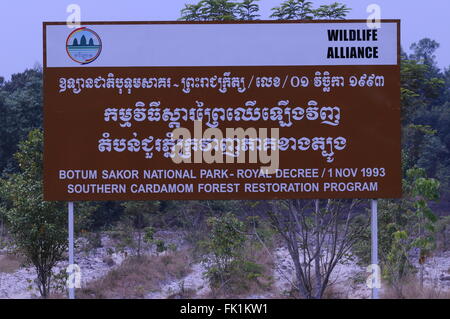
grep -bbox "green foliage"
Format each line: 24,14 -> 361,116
239,259 -> 264,280
143,226 -> 155,243
401,60 -> 444,123
180,0 -> 242,21
270,0 -> 350,20
0,67 -> 42,175
180,3 -> 204,21
122,201 -> 159,230
270,0 -> 313,20
52,268 -> 69,294
313,2 -> 350,19
205,212 -> 245,264
237,0 -> 260,20
86,201 -> 124,230
403,125 -> 436,171
202,213 -> 246,289
410,38 -> 440,67
406,168 -> 440,259
400,38 -> 450,195
354,168 -> 440,291
246,215 -> 276,244
0,68 -> 133,232
0,129 -> 66,298
384,230 -> 413,295
412,177 -> 440,202
155,239 -> 167,253
121,201 -> 160,257
163,199 -> 240,251
201,213 -> 273,295
143,226 -> 168,254
436,216 -> 450,250
353,167 -> 439,257
180,0 -> 352,22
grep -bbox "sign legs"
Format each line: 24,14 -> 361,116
371,199 -> 379,299
68,201 -> 75,299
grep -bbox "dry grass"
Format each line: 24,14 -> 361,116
167,285 -> 197,299
322,284 -> 349,299
284,279 -> 349,299
382,277 -> 450,299
0,253 -> 23,273
77,250 -> 192,299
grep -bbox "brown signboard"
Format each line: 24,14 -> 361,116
43,20 -> 401,201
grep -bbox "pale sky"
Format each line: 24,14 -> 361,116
1,0 -> 449,80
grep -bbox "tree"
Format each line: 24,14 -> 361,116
270,0 -> 313,20
237,0 -> 260,20
404,167 -> 440,289
121,201 -> 160,257
267,199 -> 365,298
384,230 -> 411,297
400,39 -> 449,194
0,67 -> 42,175
180,2 -> 204,21
202,212 -> 246,290
355,168 -> 440,296
202,0 -> 238,20
180,0 -> 240,21
402,124 -> 436,171
410,38 -> 440,68
313,2 -> 350,19
0,129 -> 66,298
267,0 -> 357,300
444,67 -> 450,101
416,135 -> 449,178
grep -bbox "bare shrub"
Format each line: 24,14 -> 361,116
267,199 -> 367,299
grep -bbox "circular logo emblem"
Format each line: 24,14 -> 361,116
66,27 -> 102,64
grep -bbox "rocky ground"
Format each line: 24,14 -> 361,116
417,250 -> 450,291
1,232 -> 450,299
146,262 -> 211,299
0,238 -> 128,298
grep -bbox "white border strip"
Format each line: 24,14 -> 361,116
46,22 -> 398,67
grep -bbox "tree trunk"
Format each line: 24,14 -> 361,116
37,267 -> 51,298
137,230 -> 142,258
419,247 -> 424,290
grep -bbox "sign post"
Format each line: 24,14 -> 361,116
371,199 -> 379,299
68,201 -> 75,299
